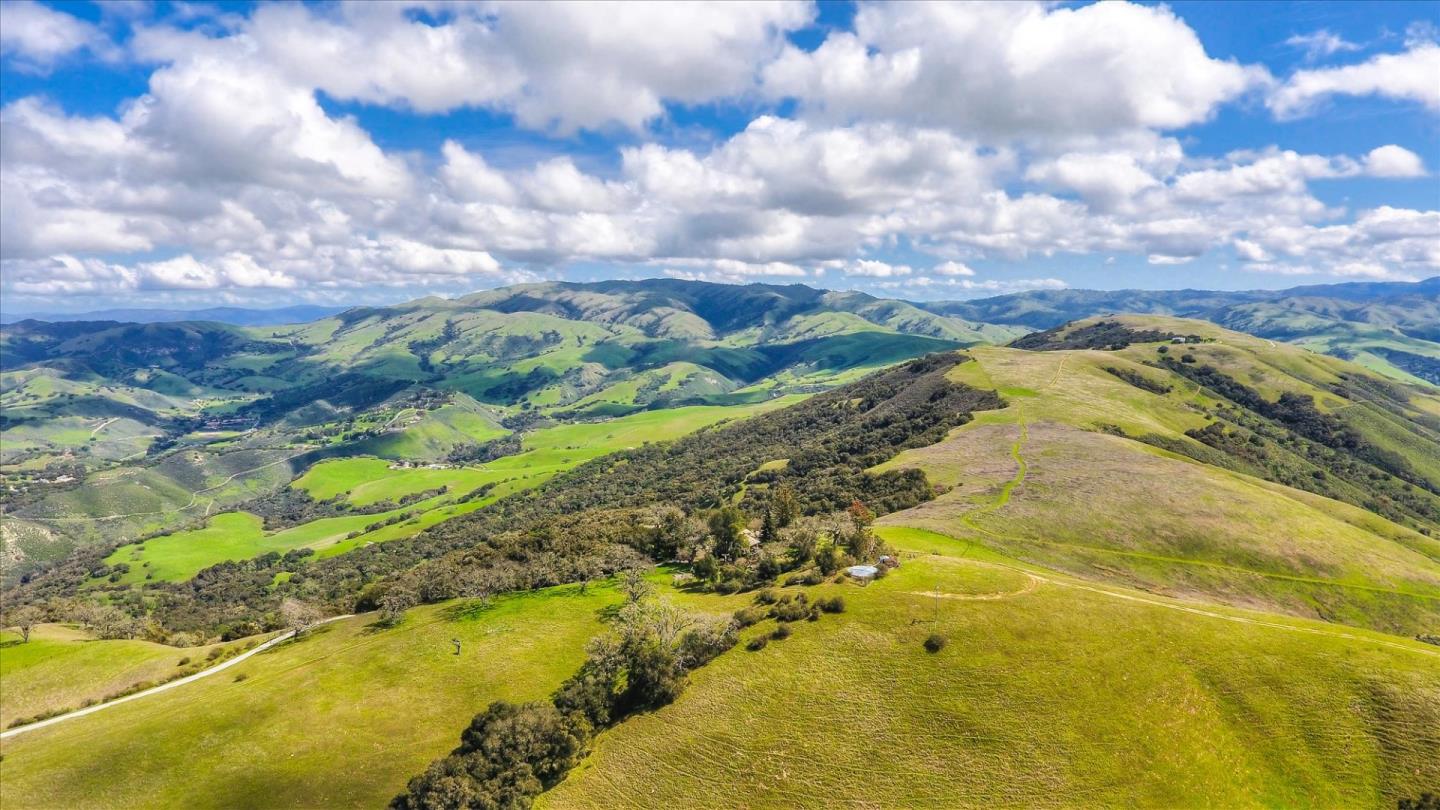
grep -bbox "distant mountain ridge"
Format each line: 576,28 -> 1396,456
918,276 -> 1440,385
916,277 -> 1438,331
0,305 -> 348,327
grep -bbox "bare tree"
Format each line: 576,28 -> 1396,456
79,603 -> 137,639
621,567 -> 654,605
279,599 -> 323,637
10,605 -> 43,643
379,586 -> 419,627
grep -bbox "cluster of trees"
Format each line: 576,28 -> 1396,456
1133,360 -> 1440,533
1010,321 -> 1183,351
1102,365 -> 1172,395
391,580 -> 736,809
690,500 -> 886,594
245,487 -> 392,531
447,434 -> 522,464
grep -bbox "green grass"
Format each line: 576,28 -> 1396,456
0,625 -> 246,728
99,399 -> 804,585
0,580 -> 736,809
354,403 -> 508,460
544,550 -> 1440,809
879,336 -> 1440,636
293,458 -> 498,507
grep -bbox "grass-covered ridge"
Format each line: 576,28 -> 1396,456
878,317 -> 1440,635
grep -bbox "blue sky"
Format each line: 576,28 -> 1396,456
0,0 -> 1436,314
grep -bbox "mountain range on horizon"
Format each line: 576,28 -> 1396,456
9,276 -> 1436,328
7,275 -> 1437,388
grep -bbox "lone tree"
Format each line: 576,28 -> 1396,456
9,605 -> 43,643
379,586 -> 419,627
279,599 -> 323,637
772,484 -> 800,528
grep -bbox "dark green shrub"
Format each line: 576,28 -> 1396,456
770,595 -> 811,622
746,637 -> 768,652
924,633 -> 947,653
714,578 -> 743,595
691,556 -> 719,582
392,701 -> 589,810
771,622 -> 792,640
818,596 -> 846,613
733,606 -> 766,628
677,622 -> 738,668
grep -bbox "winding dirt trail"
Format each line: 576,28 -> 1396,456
89,418 -> 118,438
0,615 -> 352,740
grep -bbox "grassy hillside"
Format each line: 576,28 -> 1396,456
876,319 -> 1440,635
0,577 -> 741,809
544,541 -> 1439,809
921,277 -> 1440,387
0,624 -> 253,728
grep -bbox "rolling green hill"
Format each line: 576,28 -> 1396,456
1,280 -> 1015,582
877,319 -> 1440,636
545,539 -> 1438,808
921,276 -> 1440,386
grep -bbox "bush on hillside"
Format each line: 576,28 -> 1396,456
732,606 -> 766,628
924,633 -> 948,653
390,700 -> 589,810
